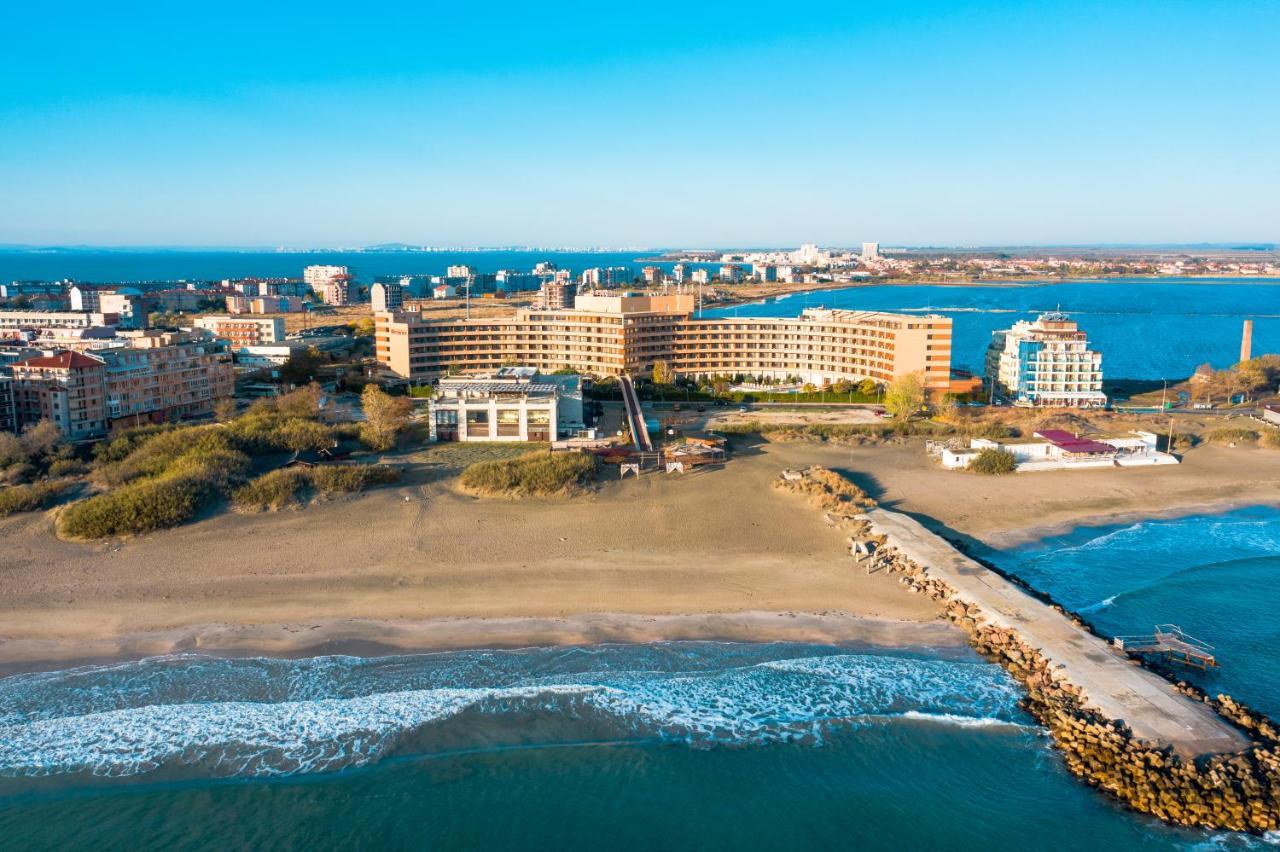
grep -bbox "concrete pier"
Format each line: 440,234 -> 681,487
864,508 -> 1249,757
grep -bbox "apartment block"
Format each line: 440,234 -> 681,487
985,312 -> 1106,408
0,310 -> 115,334
9,351 -> 109,440
0,375 -> 17,433
193,315 -> 286,346
371,281 -> 404,313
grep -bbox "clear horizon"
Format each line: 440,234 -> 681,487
3,1 -> 1278,247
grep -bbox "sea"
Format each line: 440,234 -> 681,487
3,253 -> 1280,848
2,508 -> 1280,850
3,249 -> 1277,379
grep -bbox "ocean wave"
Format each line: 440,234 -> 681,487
0,649 -> 1023,779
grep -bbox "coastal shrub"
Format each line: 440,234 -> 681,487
1205,427 -> 1259,446
47,458 -> 89,478
93,425 -> 231,486
91,425 -> 172,465
969,448 -> 1018,474
309,463 -> 400,494
0,432 -> 27,468
774,466 -> 875,512
59,473 -> 211,538
0,479 -> 76,517
232,468 -> 310,511
460,450 -> 597,497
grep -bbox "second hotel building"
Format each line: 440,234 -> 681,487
375,294 -> 956,391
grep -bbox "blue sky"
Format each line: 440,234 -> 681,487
1,1 -> 1276,248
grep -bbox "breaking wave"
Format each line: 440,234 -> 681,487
0,645 -> 1023,780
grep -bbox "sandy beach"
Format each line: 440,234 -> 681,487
2,434 -> 1278,671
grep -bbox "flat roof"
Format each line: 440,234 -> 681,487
1035,429 -> 1116,454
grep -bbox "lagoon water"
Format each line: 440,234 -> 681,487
705,277 -> 1280,381
4,526 -> 1280,852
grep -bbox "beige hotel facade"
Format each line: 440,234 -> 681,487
375,294 -> 956,391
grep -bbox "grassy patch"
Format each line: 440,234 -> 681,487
232,468 -> 311,512
0,479 -> 77,517
773,466 -> 876,513
1205,427 -> 1260,446
309,464 -> 400,493
460,450 -> 597,497
1261,430 -> 1280,450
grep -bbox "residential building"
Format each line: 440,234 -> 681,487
985,312 -> 1106,408
9,351 -> 109,440
641,266 -> 664,284
691,269 -> 711,285
98,289 -> 147,329
96,331 -> 235,430
376,293 -> 954,391
371,281 -> 404,313
718,264 -> 743,283
226,294 -> 304,314
0,375 -> 15,433
0,310 -> 115,334
539,279 -> 576,310
447,264 -> 476,279
68,284 -> 105,312
194,315 -> 286,346
303,265 -> 351,291
433,284 -> 458,300
861,242 -> 880,260
427,367 -> 584,442
494,271 -> 541,292
672,263 -> 690,283
754,264 -> 777,283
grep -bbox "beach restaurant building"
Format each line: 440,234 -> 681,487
426,367 -> 585,443
940,429 -> 1179,472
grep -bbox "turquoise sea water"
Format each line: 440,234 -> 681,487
988,506 -> 1280,719
0,616 -> 1276,850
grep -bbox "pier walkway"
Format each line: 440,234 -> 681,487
864,509 -> 1249,757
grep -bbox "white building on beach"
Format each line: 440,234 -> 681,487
939,429 -> 1179,472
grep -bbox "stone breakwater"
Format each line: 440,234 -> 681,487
870,536 -> 1280,834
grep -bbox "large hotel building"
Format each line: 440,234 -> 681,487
376,294 -> 956,391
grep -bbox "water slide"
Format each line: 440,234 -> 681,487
618,375 -> 653,452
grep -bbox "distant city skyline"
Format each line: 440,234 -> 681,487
3,1 -> 1277,247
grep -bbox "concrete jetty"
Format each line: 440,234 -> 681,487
864,508 -> 1248,757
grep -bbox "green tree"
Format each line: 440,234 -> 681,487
275,383 -> 324,419
279,347 -> 324,385
857,379 -> 878,396
360,385 -> 413,451
883,372 -> 925,421
652,360 -> 672,386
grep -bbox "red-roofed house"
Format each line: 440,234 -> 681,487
10,351 -> 108,440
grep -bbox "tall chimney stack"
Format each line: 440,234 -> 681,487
1241,319 -> 1254,363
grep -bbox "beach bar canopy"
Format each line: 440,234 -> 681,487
1034,429 -> 1117,456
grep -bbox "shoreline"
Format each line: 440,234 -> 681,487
0,610 -> 968,676
701,272 -> 1280,311
973,497 -> 1280,550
